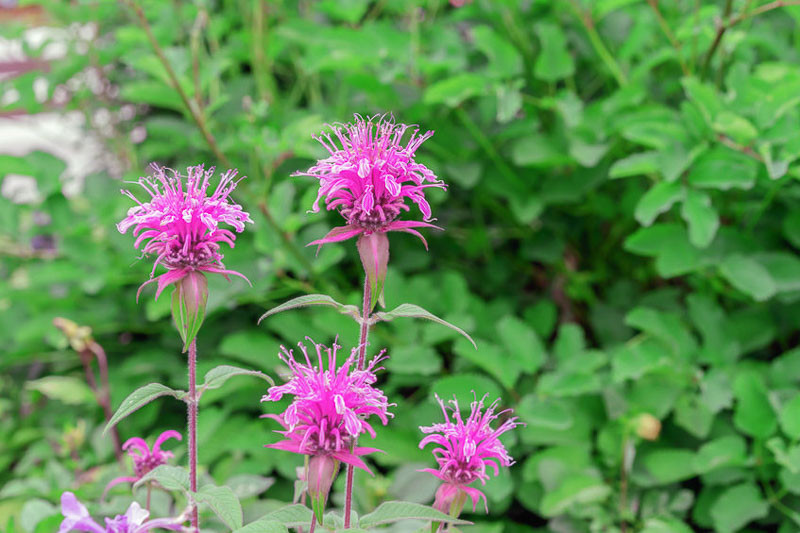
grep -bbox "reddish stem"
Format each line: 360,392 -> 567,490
89,343 -> 123,463
344,276 -> 372,528
188,338 -> 199,531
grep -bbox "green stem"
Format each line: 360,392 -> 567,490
565,0 -> 627,87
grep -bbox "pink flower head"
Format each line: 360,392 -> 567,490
103,430 -> 181,498
117,163 -> 253,301
419,394 -> 521,514
261,338 -> 393,474
295,114 -> 446,249
59,492 -> 185,533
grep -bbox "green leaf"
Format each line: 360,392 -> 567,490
199,365 -> 273,393
454,340 -> 520,390
687,148 -> 758,190
26,376 -> 94,406
733,371 -> 777,439
234,505 -> 312,530
641,517 -> 693,533
497,315 -> 545,374
719,254 -> 777,301
779,394 -> 800,440
539,474 -> 610,516
534,22 -> 574,81
635,181 -> 684,226
511,134 -> 572,168
372,303 -> 476,348
709,483 -> 769,532
693,435 -> 747,474
609,152 -> 659,179
713,111 -> 758,144
258,294 -> 360,324
681,189 -> 719,248
232,520 -> 288,533
682,77 -> 722,124
358,501 -> 470,529
194,485 -> 243,531
423,74 -> 487,107
104,383 -> 184,434
517,395 -> 573,431
643,449 -> 697,484
473,26 -> 522,79
134,465 -> 190,492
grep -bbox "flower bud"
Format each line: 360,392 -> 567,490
307,455 -> 339,523
171,270 -> 208,351
635,413 -> 661,441
357,232 -> 389,311
432,483 -> 467,517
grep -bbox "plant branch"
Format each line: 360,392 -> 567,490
344,277 -> 372,528
125,0 -> 231,168
647,0 -> 690,76
565,0 -> 628,87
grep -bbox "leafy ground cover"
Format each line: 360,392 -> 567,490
3,0 -> 800,531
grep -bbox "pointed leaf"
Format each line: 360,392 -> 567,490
372,303 -> 476,348
681,189 -> 719,248
358,502 -> 470,529
194,485 -> 243,531
200,365 -> 273,393
134,465 -> 190,492
104,383 -> 185,434
258,294 -> 360,324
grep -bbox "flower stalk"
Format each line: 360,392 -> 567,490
188,338 -> 199,531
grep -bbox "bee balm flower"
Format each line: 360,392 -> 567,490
419,394 -> 521,515
261,339 -> 392,520
59,492 -> 186,532
103,430 -> 181,497
295,114 -> 446,249
117,163 -> 253,301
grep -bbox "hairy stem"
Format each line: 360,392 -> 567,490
188,338 -> 199,531
344,277 -> 372,528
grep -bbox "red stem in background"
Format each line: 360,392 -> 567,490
89,343 -> 123,463
188,338 -> 199,531
344,276 -> 372,528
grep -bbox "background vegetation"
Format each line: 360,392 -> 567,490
3,0 -> 800,531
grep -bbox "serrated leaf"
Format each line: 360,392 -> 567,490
258,294 -> 360,324
687,148 -> 757,190
497,315 -> 545,374
194,485 -> 243,530
372,303 -> 476,348
104,383 -> 184,434
709,483 -> 769,532
609,152 -> 659,179
358,502 -> 470,529
200,365 -> 273,393
733,371 -> 777,439
134,465 -> 189,492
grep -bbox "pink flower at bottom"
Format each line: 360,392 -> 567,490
294,114 -> 446,250
260,338 -> 393,473
59,492 -> 185,533
103,430 -> 181,498
419,394 -> 522,514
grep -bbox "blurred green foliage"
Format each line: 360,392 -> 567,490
4,0 -> 800,531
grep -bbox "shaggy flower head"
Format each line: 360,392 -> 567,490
59,492 -> 185,533
103,430 -> 181,497
261,339 -> 392,472
117,163 -> 253,300
295,114 -> 446,249
419,394 -> 521,514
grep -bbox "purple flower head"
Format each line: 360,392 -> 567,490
261,338 -> 393,474
103,430 -> 181,498
59,492 -> 185,533
419,394 -> 522,514
295,114 -> 446,249
117,163 -> 253,301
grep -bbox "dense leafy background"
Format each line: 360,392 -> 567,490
3,0 -> 800,531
